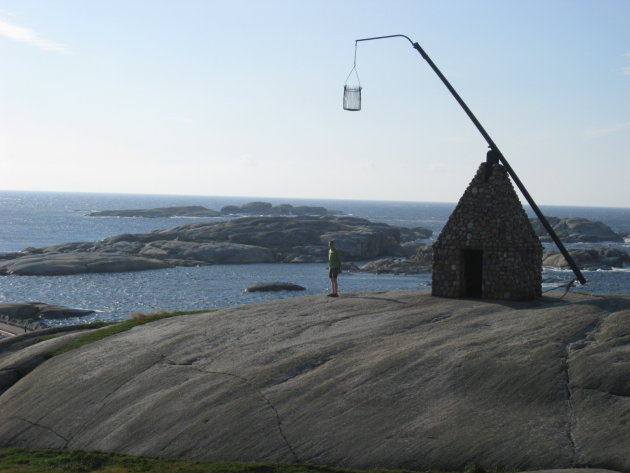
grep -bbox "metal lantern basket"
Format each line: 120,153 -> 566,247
343,42 -> 362,111
343,85 -> 362,111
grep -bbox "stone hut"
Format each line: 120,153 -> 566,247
432,161 -> 542,300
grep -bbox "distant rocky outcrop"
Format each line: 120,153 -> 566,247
245,282 -> 306,292
0,302 -> 95,330
530,217 -> 623,243
89,202 -> 340,218
220,202 -> 336,217
398,226 -> 433,241
543,248 -> 630,270
0,216 -> 433,276
341,262 -> 361,272
89,206 -> 220,218
359,244 -> 434,274
411,243 -> 433,265
0,253 -> 171,276
360,258 -> 430,274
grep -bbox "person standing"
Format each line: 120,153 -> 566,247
327,240 -> 341,297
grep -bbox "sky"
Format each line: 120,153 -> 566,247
0,0 -> 629,207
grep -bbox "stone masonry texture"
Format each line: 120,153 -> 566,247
432,162 -> 542,300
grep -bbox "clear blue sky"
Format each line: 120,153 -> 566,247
1,0 -> 628,206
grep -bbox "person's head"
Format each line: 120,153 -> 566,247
328,240 -> 335,249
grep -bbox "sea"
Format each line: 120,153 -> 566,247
1,190 -> 629,327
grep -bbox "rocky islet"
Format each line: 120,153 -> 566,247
0,216 -> 433,276
88,201 -> 340,218
530,216 -> 624,243
245,282 -> 306,292
0,214 -> 627,277
0,302 -> 96,332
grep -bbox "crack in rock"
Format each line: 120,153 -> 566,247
429,312 -> 451,323
124,334 -> 300,462
273,358 -> 331,384
66,353 -> 165,445
8,416 -> 70,448
162,357 -> 299,462
562,316 -> 605,467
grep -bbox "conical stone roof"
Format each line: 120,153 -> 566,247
435,162 -> 541,250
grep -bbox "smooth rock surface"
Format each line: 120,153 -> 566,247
137,241 -> 275,265
0,325 -> 101,393
520,470 -> 621,473
1,290 -> 629,472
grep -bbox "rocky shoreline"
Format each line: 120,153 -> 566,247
0,216 -> 433,276
0,215 -> 626,278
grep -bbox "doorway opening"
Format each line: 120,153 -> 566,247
463,249 -> 483,297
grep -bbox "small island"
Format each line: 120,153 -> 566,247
0,302 -> 95,331
88,201 -> 341,218
88,206 -> 220,218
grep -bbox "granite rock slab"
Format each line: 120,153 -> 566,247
1,291 -> 629,472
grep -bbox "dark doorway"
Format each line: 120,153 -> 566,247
463,249 -> 483,297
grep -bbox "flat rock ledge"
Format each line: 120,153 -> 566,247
1,290 -> 629,472
245,282 -> 306,292
0,302 -> 95,331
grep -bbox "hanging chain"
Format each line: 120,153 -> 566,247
344,41 -> 361,87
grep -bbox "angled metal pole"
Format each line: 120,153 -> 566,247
355,34 -> 586,285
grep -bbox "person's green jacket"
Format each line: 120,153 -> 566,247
328,248 -> 341,269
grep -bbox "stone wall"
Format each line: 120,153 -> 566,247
432,162 -> 542,300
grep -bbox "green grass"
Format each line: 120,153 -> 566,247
0,448 -> 430,473
35,323 -> 114,344
44,309 -> 215,359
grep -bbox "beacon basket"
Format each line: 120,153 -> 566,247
343,85 -> 362,111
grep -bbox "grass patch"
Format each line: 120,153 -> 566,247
0,448 -> 431,473
36,334 -> 66,343
44,309 -> 215,359
35,323 -> 114,344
